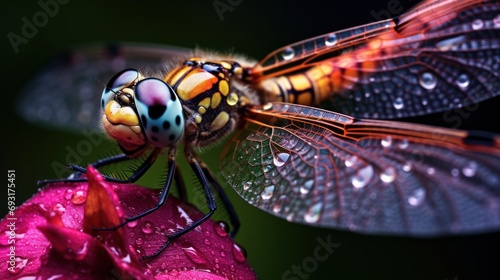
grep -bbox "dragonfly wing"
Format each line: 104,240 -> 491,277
252,0 -> 500,119
17,43 -> 191,132
220,102 -> 500,236
328,0 -> 500,119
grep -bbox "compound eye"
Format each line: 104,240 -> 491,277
134,78 -> 184,148
101,69 -> 140,109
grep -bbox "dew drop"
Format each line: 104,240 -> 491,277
408,188 -> 426,206
462,161 -> 478,177
232,243 -> 247,263
393,97 -> 404,110
261,185 -> 275,200
243,181 -> 252,191
71,190 -> 86,205
135,238 -> 143,245
351,165 -> 374,189
398,139 -> 409,149
273,195 -> 287,213
380,167 -> 396,183
282,47 -> 295,60
9,257 -> 28,274
141,221 -> 154,234
402,162 -> 412,172
381,136 -> 392,148
182,246 -> 207,264
494,14 -> 500,27
64,189 -> 74,200
456,73 -> 470,88
274,152 -> 290,167
344,155 -> 358,167
126,220 -> 138,228
300,179 -> 314,194
419,72 -> 437,90
304,202 -> 323,223
52,203 -> 66,215
451,168 -> 460,177
325,33 -> 338,46
214,221 -> 229,237
427,167 -> 435,175
472,19 -> 484,30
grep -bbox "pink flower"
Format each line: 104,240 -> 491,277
0,166 -> 257,280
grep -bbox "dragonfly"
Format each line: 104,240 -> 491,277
18,0 -> 500,258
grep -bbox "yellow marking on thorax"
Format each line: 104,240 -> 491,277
170,68 -> 218,101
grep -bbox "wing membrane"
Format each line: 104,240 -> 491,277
17,43 -> 191,132
251,0 -> 500,119
220,102 -> 500,235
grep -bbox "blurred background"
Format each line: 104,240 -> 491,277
3,0 -> 500,279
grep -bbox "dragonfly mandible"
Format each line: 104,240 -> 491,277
18,0 -> 500,258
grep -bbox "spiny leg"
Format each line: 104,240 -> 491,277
37,149 -> 161,186
94,150 -> 177,231
142,156 -> 217,260
199,161 -> 240,237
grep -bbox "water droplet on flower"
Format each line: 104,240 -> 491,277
351,165 -> 374,189
325,33 -> 338,46
304,202 -> 323,223
141,221 -> 154,234
232,243 -> 247,262
419,72 -> 437,90
456,73 -> 470,88
380,167 -> 396,183
462,161 -> 478,177
393,97 -> 404,110
214,221 -> 229,237
472,19 -> 484,30
274,152 -> 290,167
381,136 -> 392,148
52,203 -> 66,215
261,185 -> 275,200
71,190 -> 86,204
64,189 -> 73,200
7,257 -> 28,274
344,155 -> 358,167
182,246 -> 207,264
408,188 -> 426,206
300,179 -> 314,194
282,47 -> 295,60
135,238 -> 143,245
126,220 -> 138,228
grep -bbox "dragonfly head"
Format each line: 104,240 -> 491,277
101,69 -> 184,157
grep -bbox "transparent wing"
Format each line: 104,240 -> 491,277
250,0 -> 500,119
17,42 -> 191,132
220,102 -> 500,236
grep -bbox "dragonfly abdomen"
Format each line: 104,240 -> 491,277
258,62 -> 367,107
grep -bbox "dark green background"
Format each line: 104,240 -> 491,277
3,0 -> 500,279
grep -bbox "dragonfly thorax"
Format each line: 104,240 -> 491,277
164,58 -> 256,148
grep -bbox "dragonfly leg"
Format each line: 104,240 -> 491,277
173,164 -> 188,202
142,155 -> 217,260
37,149 -> 161,185
199,161 -> 240,238
93,152 -> 177,232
